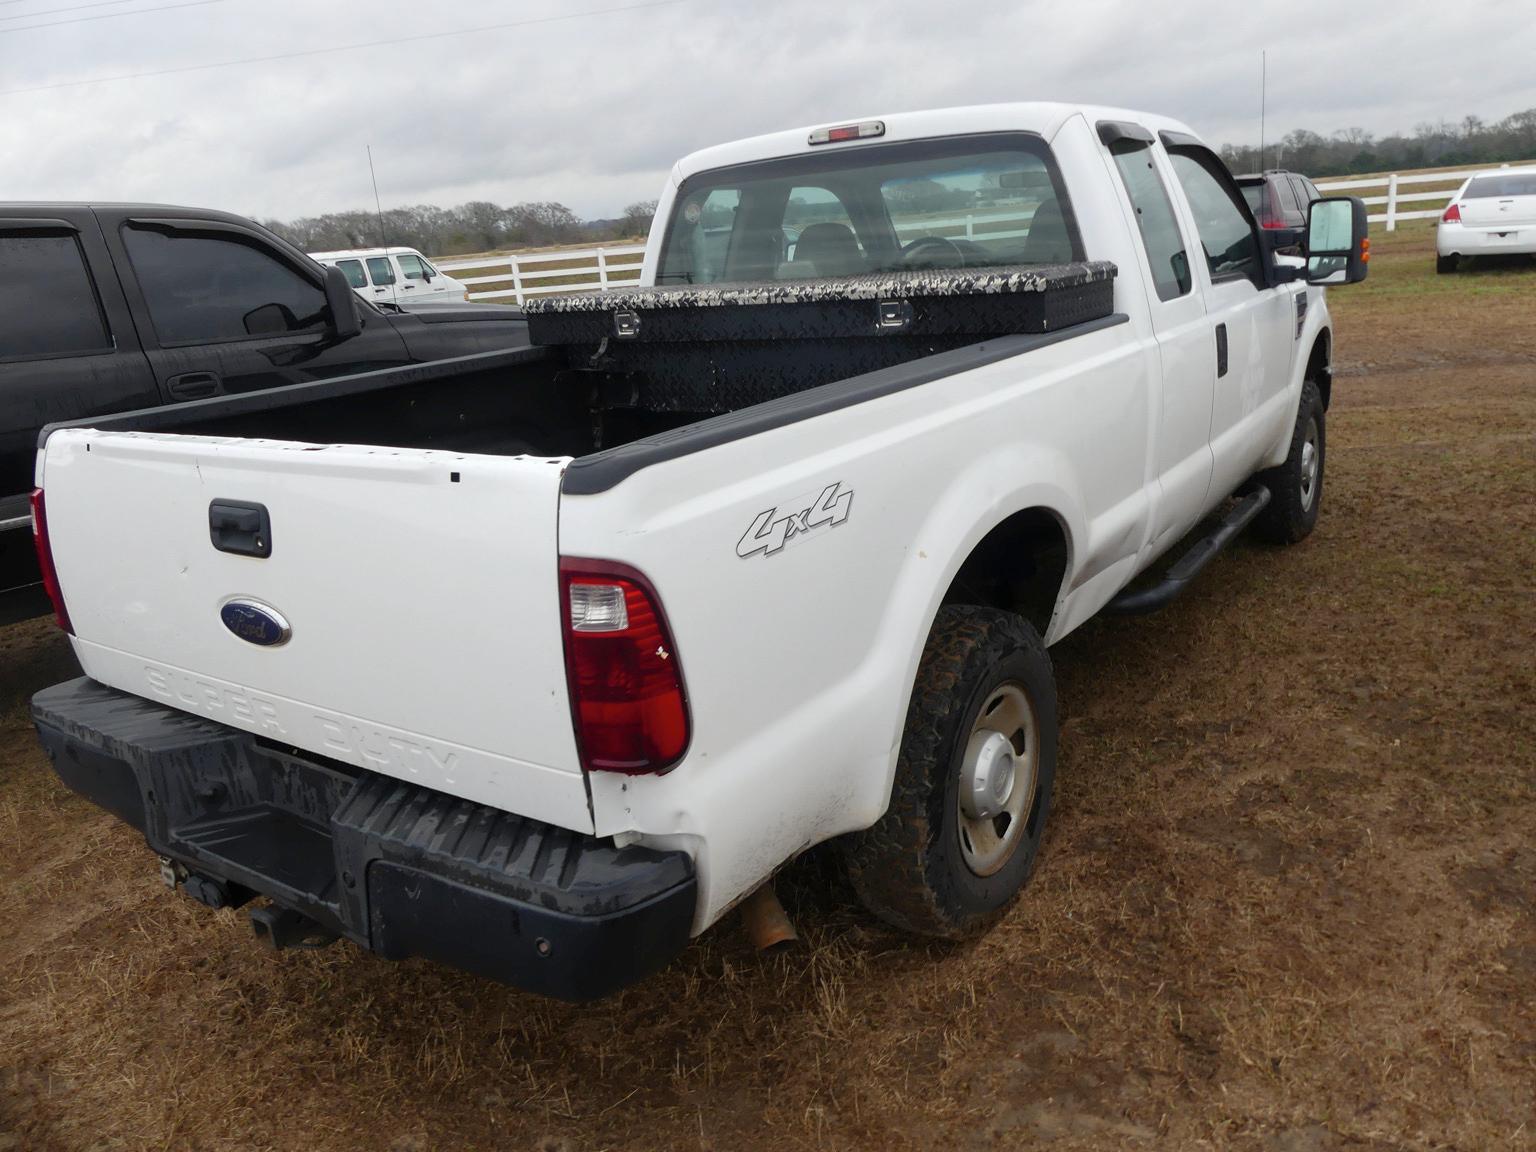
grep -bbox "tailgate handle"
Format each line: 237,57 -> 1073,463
209,500 -> 272,558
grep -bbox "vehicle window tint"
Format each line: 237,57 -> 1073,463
1465,173 -> 1536,198
0,230 -> 110,359
1290,176 -> 1316,210
396,253 -> 429,281
1168,152 -> 1262,285
1109,141 -> 1192,301
1239,182 -> 1265,216
122,226 -> 328,344
660,188 -> 740,284
366,256 -> 396,285
1272,177 -> 1300,217
879,151 -> 1074,267
783,186 -> 864,276
337,259 -> 367,288
658,134 -> 1080,284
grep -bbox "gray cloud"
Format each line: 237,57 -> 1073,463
1,0 -> 1532,221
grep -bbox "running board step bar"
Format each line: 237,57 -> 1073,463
1105,486 -> 1272,616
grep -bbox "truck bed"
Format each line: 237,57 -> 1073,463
43,263 -> 1120,493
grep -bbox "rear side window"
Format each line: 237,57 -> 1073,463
1239,182 -> 1265,217
337,259 -> 367,288
1109,141 -> 1192,301
0,230 -> 111,360
1465,173 -> 1536,198
1272,177 -> 1300,218
366,256 -> 396,286
1291,176 -> 1319,209
122,225 -> 329,344
1168,152 -> 1262,286
396,253 -> 429,281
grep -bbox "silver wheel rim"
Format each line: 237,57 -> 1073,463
1299,417 -> 1320,512
956,682 -> 1038,877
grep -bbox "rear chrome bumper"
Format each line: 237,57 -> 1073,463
32,677 -> 696,1001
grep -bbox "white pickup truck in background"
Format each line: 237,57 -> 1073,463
30,103 -> 1368,1000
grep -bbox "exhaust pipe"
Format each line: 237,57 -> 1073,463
740,881 -> 798,951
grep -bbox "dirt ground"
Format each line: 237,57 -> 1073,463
2,223 -> 1532,1151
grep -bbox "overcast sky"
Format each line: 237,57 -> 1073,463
2,0 -> 1532,223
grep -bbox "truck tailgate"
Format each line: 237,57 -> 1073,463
39,429 -> 592,833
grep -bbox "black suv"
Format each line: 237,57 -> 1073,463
1237,170 -> 1324,233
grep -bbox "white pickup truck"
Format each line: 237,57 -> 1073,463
30,103 -> 1367,1000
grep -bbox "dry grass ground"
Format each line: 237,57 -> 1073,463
1,223 -> 1533,1151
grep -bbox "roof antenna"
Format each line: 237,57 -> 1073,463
1259,49 -> 1267,171
367,144 -> 388,248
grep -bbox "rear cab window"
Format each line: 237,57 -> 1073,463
0,227 -> 112,361
657,133 -> 1083,285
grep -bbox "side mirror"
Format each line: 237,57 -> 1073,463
1305,197 -> 1370,285
422,267 -> 434,282
242,302 -> 297,335
323,264 -> 363,337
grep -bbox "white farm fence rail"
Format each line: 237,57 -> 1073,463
1314,163 -> 1510,231
434,245 -> 647,305
436,165 -> 1505,303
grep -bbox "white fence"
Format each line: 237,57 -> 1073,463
1314,163 -> 1506,231
434,244 -> 646,305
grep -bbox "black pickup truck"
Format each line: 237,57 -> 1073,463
0,203 -> 528,622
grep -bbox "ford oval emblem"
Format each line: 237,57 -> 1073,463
220,599 -> 292,647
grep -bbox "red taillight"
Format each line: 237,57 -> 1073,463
560,559 -> 688,775
30,489 -> 73,635
1441,202 -> 1461,223
1261,215 -> 1288,230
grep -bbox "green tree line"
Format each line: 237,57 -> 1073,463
261,199 -> 658,257
1219,107 -> 1536,176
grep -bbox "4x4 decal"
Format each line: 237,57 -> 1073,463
737,482 -> 853,559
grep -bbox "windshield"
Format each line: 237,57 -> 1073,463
656,133 -> 1081,285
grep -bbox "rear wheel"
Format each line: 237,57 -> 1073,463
1436,254 -> 1458,274
1254,379 -> 1325,545
844,606 -> 1057,939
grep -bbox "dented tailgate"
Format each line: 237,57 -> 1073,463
38,428 -> 592,833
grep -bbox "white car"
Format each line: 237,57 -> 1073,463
1436,166 -> 1536,273
31,103 -> 1368,1000
309,245 -> 470,307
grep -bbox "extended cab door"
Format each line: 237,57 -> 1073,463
99,211 -> 411,399
1161,140 -> 1299,502
1101,127 -> 1215,551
